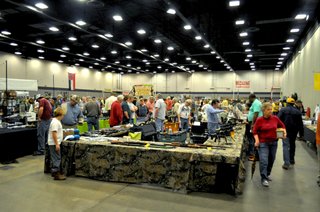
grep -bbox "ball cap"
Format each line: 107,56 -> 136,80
286,97 -> 295,104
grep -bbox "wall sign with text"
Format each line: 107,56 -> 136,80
235,80 -> 250,88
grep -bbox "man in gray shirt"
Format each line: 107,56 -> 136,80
61,95 -> 83,129
83,96 -> 101,131
153,93 -> 166,132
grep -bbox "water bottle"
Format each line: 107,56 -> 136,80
169,127 -> 173,134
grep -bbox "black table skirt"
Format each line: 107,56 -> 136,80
303,126 -> 316,151
0,128 -> 37,163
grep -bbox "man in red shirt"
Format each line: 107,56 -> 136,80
109,95 -> 124,127
34,94 -> 52,156
253,102 -> 286,187
165,96 -> 173,111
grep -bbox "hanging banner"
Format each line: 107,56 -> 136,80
133,84 -> 153,96
235,80 -> 250,88
68,73 -> 76,91
314,73 -> 320,91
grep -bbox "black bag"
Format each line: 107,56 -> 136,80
129,122 -> 157,141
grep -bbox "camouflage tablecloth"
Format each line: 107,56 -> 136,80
61,125 -> 246,194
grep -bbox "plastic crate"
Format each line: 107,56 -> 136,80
158,131 -> 187,143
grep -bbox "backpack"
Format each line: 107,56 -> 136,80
138,105 -> 148,117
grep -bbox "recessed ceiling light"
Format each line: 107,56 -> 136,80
157,66 -> 162,69
245,49 -> 251,52
115,61 -> 120,64
125,41 -> 132,46
111,50 -> 118,54
68,36 -> 77,41
172,62 -> 177,65
62,47 -> 70,51
105,33 -> 113,38
75,63 -> 79,66
227,67 -> 231,69
137,29 -> 146,34
88,66 -> 93,69
142,59 -> 148,63
275,68 -> 280,70
79,59 -> 84,62
276,65 -> 281,67
229,1 -> 240,7
120,72 -> 124,75
141,49 -> 148,52
1,30 -> 11,35
92,44 -> 99,48
100,57 -> 106,60
283,47 -> 290,50
210,51 -> 216,54
37,49 -> 45,53
113,15 -> 123,21
36,40 -> 45,44
281,53 -> 288,56
192,60 -> 197,64
224,64 -> 228,67
58,60 -> 63,63
60,54 -> 66,58
127,64 -> 131,67
83,52 -> 90,56
128,70 -> 132,73
290,28 -> 300,33
295,14 -> 307,20
171,71 -> 175,73
49,27 -> 59,32
146,62 -> 150,65
204,44 -> 210,48
145,69 -> 149,72
94,62 -> 99,65
250,63 -> 254,65
167,8 -> 176,15
278,58 -> 284,60
164,58 -> 170,62
195,36 -> 202,40
184,25 -> 192,30
153,71 -> 157,74
216,56 -> 220,59
240,32 -> 248,37
250,66 -> 255,68
247,54 -> 253,57
199,64 -> 204,68
277,61 -> 283,64
35,2 -> 48,9
186,57 -> 191,61
235,20 -> 245,25
76,20 -> 86,26
10,42 -> 18,46
220,60 -> 224,63
243,41 -> 250,45
167,46 -> 174,51
153,54 -> 159,57
251,68 -> 256,71
106,65 -> 112,68
244,59 -> 250,62
286,39 -> 294,43
154,39 -> 162,44
14,52 -> 22,55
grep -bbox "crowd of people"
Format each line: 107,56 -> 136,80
24,92 -> 319,186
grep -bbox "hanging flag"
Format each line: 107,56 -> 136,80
68,73 -> 76,90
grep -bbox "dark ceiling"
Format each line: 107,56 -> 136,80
0,0 -> 319,74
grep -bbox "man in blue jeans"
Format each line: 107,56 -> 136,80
83,96 -> 101,131
177,99 -> 192,132
206,99 -> 226,135
153,94 -> 166,133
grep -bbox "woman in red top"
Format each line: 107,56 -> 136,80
253,102 -> 286,187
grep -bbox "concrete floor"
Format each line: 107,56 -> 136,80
0,140 -> 319,212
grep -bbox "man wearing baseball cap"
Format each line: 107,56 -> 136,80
278,97 -> 304,169
61,95 -> 83,129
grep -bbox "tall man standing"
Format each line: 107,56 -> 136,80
109,95 -> 124,127
83,96 -> 101,131
61,95 -> 83,129
206,99 -> 225,135
278,97 -> 304,169
154,94 -> 166,132
33,94 -> 52,156
177,99 -> 192,131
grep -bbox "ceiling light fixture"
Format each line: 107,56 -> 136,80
283,47 -> 290,50
79,59 -> 84,62
37,49 -> 45,53
154,39 -> 162,44
164,58 -> 170,62
137,29 -> 146,34
204,44 -> 210,48
184,25 -> 192,30
278,58 -> 284,60
62,47 -> 70,51
113,15 -> 123,21
60,54 -> 66,58
275,68 -> 280,70
76,20 -> 86,26
125,41 -> 132,46
126,55 -> 132,59
115,61 -> 120,64
245,49 -> 251,52
229,1 -> 240,7
38,56 -> 44,59
100,57 -> 106,60
10,43 -> 18,46
210,51 -> 216,54
290,28 -> 300,33
295,14 -> 307,20
58,60 -> 63,63
281,53 -> 287,56
195,36 -> 202,40
244,59 -> 250,62
192,60 -> 197,64
286,39 -> 294,43
153,54 -> 159,58
247,54 -> 253,57
167,46 -> 174,51
186,57 -> 191,61
141,49 -> 148,52
1,31 -> 11,35
111,50 -> 117,54
243,41 -> 250,45
36,40 -> 45,44
277,61 -> 283,64
127,64 -> 131,67
49,27 -> 59,32
83,52 -> 90,56
216,56 -> 221,59
142,59 -> 148,63
92,44 -> 99,48
75,63 -> 79,66
14,52 -> 22,55
167,8 -> 176,15
240,32 -> 248,37
68,36 -> 77,41
35,2 -> 48,9
235,20 -> 245,25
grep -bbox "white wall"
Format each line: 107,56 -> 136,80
0,51 -> 282,99
282,24 -> 320,113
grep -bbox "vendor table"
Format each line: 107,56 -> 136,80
61,125 -> 246,195
304,125 -> 317,151
0,127 -> 37,163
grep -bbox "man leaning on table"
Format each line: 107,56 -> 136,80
61,95 -> 83,129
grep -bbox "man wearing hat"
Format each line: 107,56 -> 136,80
61,95 -> 83,129
33,94 -> 52,156
278,97 -> 304,169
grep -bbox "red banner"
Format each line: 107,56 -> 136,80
235,80 -> 250,88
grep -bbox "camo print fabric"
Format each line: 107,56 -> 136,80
60,125 -> 246,194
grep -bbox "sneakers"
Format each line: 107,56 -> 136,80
33,151 -> 44,156
52,172 -> 66,180
261,179 -> 269,187
267,176 -> 272,181
290,160 -> 295,165
282,164 -> 290,170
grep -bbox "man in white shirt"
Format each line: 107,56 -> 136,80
105,93 -> 117,116
177,99 -> 192,131
48,107 -> 66,180
153,94 -> 166,132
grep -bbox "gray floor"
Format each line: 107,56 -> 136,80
0,140 -> 319,212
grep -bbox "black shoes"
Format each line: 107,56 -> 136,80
32,151 -> 44,156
